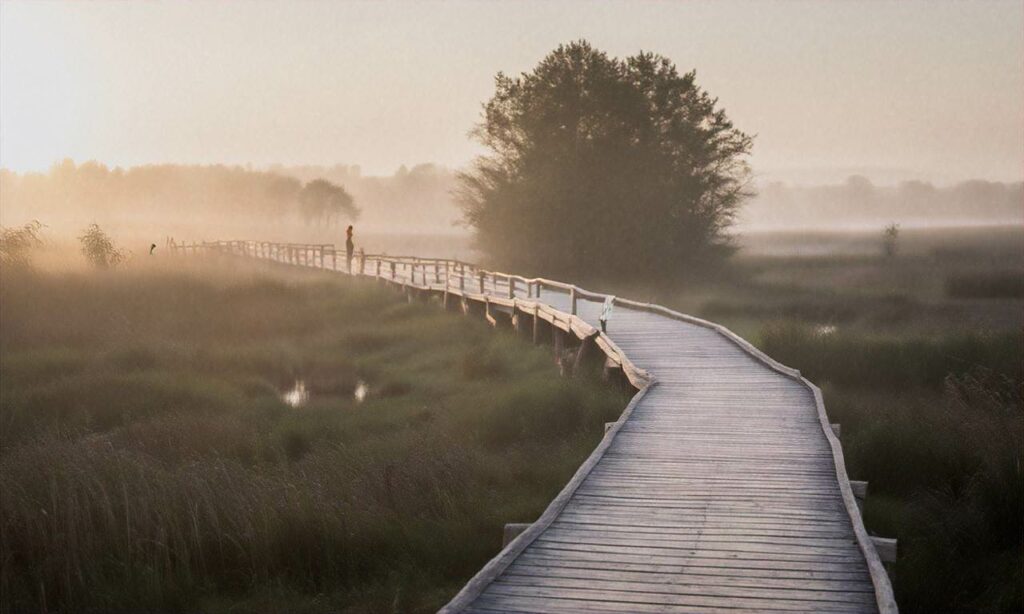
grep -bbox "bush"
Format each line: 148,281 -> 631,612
0,220 -> 43,268
78,223 -> 127,268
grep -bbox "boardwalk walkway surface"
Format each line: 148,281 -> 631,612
178,241 -> 897,614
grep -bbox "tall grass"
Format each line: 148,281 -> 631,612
821,371 -> 1023,613
745,282 -> 1023,613
946,272 -> 1024,299
0,258 -> 629,612
759,322 -> 1021,389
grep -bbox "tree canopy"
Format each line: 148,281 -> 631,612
458,41 -> 753,278
298,179 -> 360,227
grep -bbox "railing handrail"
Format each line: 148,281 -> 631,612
185,240 -> 613,306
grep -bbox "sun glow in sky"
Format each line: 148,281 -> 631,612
1,0 -> 1022,182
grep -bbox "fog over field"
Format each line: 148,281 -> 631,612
2,160 -> 1020,251
1,2 -> 1022,613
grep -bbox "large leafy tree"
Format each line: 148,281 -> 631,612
459,41 -> 753,278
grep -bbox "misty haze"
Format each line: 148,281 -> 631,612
1,2 -> 1021,614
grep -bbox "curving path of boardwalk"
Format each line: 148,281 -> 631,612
184,241 -> 898,614
449,290 -> 890,614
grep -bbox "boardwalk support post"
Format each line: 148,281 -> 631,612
573,331 -> 599,377
484,296 -> 496,327
532,304 -> 540,344
871,536 -> 898,565
851,480 -> 868,516
502,523 -> 531,548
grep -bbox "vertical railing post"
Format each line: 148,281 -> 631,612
570,287 -> 577,316
478,272 -> 485,294
533,304 -> 540,344
391,261 -> 396,279
508,277 -> 515,299
359,249 -> 366,275
459,264 -> 465,291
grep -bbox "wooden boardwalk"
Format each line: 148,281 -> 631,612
180,241 -> 898,614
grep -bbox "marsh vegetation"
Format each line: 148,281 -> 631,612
0,255 -> 629,613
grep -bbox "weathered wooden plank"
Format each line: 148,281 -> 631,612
480,584 -> 872,612
496,573 -> 877,603
513,554 -> 873,582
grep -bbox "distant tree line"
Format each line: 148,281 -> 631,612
272,163 -> 460,232
743,175 -> 1024,228
0,160 -> 358,229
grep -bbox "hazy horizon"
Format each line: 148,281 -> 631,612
2,0 -> 1022,183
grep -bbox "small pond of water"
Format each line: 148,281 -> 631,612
282,380 -> 309,408
281,378 -> 370,408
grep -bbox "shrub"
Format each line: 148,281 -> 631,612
78,223 -> 127,268
0,220 -> 43,268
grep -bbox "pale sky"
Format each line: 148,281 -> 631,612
1,0 -> 1022,183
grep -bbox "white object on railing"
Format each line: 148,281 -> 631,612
600,295 -> 615,332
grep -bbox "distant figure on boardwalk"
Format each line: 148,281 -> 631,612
345,225 -> 355,272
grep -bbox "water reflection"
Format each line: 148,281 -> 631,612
282,380 -> 309,407
354,380 -> 369,403
282,378 -> 369,407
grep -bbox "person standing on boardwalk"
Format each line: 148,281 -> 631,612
345,225 -> 355,272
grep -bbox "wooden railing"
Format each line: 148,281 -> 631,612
169,238 -> 650,389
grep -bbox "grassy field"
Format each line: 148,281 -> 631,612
590,225 -> 1024,614
2,225 -> 1021,613
0,255 -> 630,613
